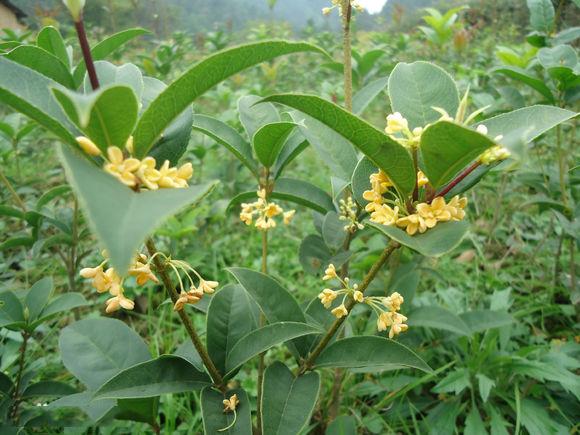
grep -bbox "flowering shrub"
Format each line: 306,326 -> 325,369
0,0 -> 577,432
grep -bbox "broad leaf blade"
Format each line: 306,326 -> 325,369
94,355 -> 211,399
225,322 -> 321,374
201,387 -> 252,435
315,336 -> 432,373
24,277 -> 53,322
353,76 -> 389,115
261,362 -> 321,435
252,122 -> 296,168
133,40 -> 326,157
491,66 -> 555,102
368,220 -> 469,257
263,94 -> 416,196
408,306 -> 471,336
58,145 -> 217,274
5,46 -> 75,88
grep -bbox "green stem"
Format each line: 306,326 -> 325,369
0,168 -> 27,211
299,241 -> 400,373
145,239 -> 225,391
10,331 -> 29,423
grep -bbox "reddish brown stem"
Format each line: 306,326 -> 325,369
433,160 -> 481,200
74,18 -> 100,91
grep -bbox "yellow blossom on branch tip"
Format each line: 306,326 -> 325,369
353,290 -> 364,303
370,204 -> 399,226
417,170 -> 429,188
480,145 -> 511,165
105,293 -> 134,313
318,289 -> 338,308
322,264 -> 337,280
385,112 -> 408,135
331,304 -> 348,318
199,279 -> 218,294
76,136 -> 101,156
223,394 -> 239,412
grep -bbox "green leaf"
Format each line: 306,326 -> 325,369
52,85 -> 139,154
0,57 -> 77,146
24,277 -> 53,322
538,44 -> 578,69
59,317 -> 151,390
87,61 -> 144,100
315,336 -> 432,373
229,178 -> 335,214
239,94 -> 280,139
201,387 -> 252,435
491,66 -> 554,102
143,77 -> 192,165
273,130 -> 308,178
421,121 -> 496,188
290,110 -> 358,181
206,284 -> 260,375
115,397 -> 159,425
21,381 -> 76,398
36,185 -> 71,209
326,416 -> 357,435
425,402 -> 461,435
388,61 -> 459,129
322,212 -> 347,250
0,372 -> 13,395
58,145 -> 217,275
227,268 -> 310,357
476,374 -> 495,403
367,220 -> 469,257
353,76 -> 389,115
408,305 -> 471,336
192,114 -> 257,176
29,293 -> 88,329
225,322 -> 321,374
0,291 -> 24,329
47,391 -> 115,422
252,122 -> 296,168
133,40 -> 326,157
174,340 -> 204,372
4,46 -> 75,88
478,105 -> 577,144
433,368 -> 471,395
261,362 -> 320,435
36,26 -> 70,68
94,355 -> 211,399
489,406 -> 510,435
351,157 -> 377,206
73,28 -> 150,85
465,407 -> 487,435
264,94 -> 415,196
527,0 -> 555,33
460,310 -> 514,333
520,399 -> 567,435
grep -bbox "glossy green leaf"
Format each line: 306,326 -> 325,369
238,94 -> 280,139
0,57 -> 77,146
478,105 -> 577,144
143,77 -> 192,165
476,374 -> 495,403
527,0 -> 555,33
36,26 -> 70,68
322,212 -> 347,250
421,121 -> 496,188
460,310 -> 514,333
227,268 -> 310,357
491,66 -> 554,102
31,292 -> 88,328
388,61 -> 459,129
206,284 -> 260,375
538,44 -> 578,69
326,416 -> 357,435
85,61 -> 144,100
351,156 -> 377,206
273,130 -> 308,178
367,220 -> 469,257
252,122 -> 296,168
94,355 -> 211,399
408,305 -> 471,336
0,291 -> 24,329
353,76 -> 389,115
133,40 -> 326,157
315,336 -> 432,373
465,408 -> 487,435
22,381 -> 76,398
290,110 -> 358,181
5,46 -> 75,88
52,85 -> 139,154
192,114 -> 257,176
115,397 -> 159,425
73,28 -> 150,85
47,391 -> 115,422
59,317 -> 151,390
263,94 -> 415,196
261,362 -> 320,435
201,388 -> 252,435
58,145 -> 217,274
24,277 -> 53,322
226,322 -> 321,373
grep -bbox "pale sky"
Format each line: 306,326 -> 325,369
358,0 -> 389,14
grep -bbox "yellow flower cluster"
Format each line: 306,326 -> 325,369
318,264 -> 364,319
80,252 -> 158,313
363,169 -> 468,235
76,136 -> 193,190
240,188 -> 295,231
223,394 -> 239,413
322,0 -> 364,16
339,196 -> 364,233
384,112 -> 424,149
165,258 -> 218,312
365,292 -> 408,339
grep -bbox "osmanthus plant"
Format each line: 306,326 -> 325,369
0,4 -> 576,435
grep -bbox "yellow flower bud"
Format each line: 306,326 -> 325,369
62,0 -> 86,21
76,136 -> 101,156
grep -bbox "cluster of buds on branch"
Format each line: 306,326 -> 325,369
239,188 -> 295,231
322,0 -> 364,16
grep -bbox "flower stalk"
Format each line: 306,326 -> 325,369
299,241 -> 400,373
145,239 -> 225,391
